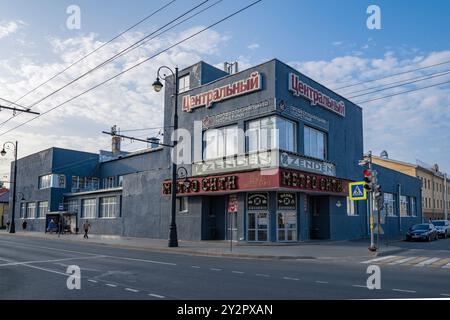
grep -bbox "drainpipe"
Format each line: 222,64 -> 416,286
398,183 -> 402,233
445,173 -> 448,221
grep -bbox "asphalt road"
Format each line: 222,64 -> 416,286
0,234 -> 449,300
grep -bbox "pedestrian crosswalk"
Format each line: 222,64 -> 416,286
361,255 -> 450,269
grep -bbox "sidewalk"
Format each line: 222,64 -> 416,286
0,230 -> 407,260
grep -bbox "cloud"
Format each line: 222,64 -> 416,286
289,50 -> 450,172
0,20 -> 25,40
0,27 -> 228,178
247,43 -> 260,50
332,41 -> 343,46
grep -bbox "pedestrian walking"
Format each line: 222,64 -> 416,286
6,220 -> 10,232
83,220 -> 91,239
58,218 -> 63,237
22,219 -> 27,231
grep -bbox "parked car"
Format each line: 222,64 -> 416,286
405,223 -> 438,242
432,220 -> 450,239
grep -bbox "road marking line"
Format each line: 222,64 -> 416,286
210,268 -> 222,271
414,257 -> 441,267
88,279 -> 98,283
352,285 -> 367,288
125,288 -> 139,293
431,258 -> 450,267
315,281 -> 329,284
106,284 -> 117,287
0,255 -> 106,267
191,266 -> 200,269
255,274 -> 270,277
283,277 -> 299,281
232,271 -> 244,274
388,257 -> 418,265
105,256 -> 177,266
149,294 -> 165,299
440,294 -> 450,297
361,255 -> 398,264
392,289 -> 416,293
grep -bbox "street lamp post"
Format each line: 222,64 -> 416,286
1,141 -> 18,234
153,66 -> 179,247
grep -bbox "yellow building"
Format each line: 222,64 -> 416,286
0,188 -> 10,229
372,155 -> 449,220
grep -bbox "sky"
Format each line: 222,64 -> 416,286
0,0 -> 449,180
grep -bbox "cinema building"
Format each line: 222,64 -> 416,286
9,59 -> 422,241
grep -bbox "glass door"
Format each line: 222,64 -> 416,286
277,212 -> 297,241
247,212 -> 269,241
227,212 -> 238,242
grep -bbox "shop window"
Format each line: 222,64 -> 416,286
410,197 -> 416,216
246,116 -> 296,153
37,201 -> 48,219
100,197 -> 117,218
20,203 -> 26,218
384,193 -> 396,216
81,198 -> 96,218
177,197 -> 188,213
304,126 -> 327,160
67,200 -> 79,214
400,195 -> 408,216
26,202 -> 36,219
203,125 -> 238,160
178,74 -> 190,93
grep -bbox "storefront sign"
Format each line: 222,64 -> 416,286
182,72 -> 262,112
288,73 -> 346,117
202,99 -> 275,129
280,169 -> 346,195
162,175 -> 238,195
247,193 -> 268,210
228,194 -> 238,213
192,151 -> 276,176
277,100 -> 329,131
163,168 -> 349,196
277,193 -> 296,210
280,152 -> 336,177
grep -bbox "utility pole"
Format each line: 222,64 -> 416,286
445,173 -> 448,221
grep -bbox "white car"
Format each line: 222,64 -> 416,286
432,220 -> 450,239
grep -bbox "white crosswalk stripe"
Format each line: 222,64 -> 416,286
361,255 -> 398,264
361,256 -> 450,269
414,257 -> 441,267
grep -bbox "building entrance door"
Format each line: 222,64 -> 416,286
247,212 -> 269,241
309,196 -> 330,239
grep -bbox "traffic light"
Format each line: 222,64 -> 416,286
373,184 -> 382,199
363,169 -> 373,191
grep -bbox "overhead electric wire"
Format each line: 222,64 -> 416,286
0,0 -> 262,137
120,125 -> 173,132
332,59 -> 450,91
344,68 -> 450,96
355,79 -> 450,104
0,97 -> 30,110
0,0 -> 177,128
347,69 -> 450,99
7,0 -> 210,117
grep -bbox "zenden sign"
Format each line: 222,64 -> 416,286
349,181 -> 367,201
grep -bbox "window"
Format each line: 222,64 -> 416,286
203,125 -> 238,160
410,197 -> 416,216
246,116 -> 296,153
384,193 -> 396,216
177,197 -> 188,213
400,196 -> 408,217
37,201 -> 48,219
20,203 -> 26,218
99,197 -> 117,218
103,177 -> 115,189
26,202 -> 36,219
81,199 -> 96,218
347,197 -> 356,216
39,174 -> 52,189
304,126 -> 326,160
58,175 -> 66,188
178,74 -> 190,93
118,175 -> 124,187
67,200 -> 79,213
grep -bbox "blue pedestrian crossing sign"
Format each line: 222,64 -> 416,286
349,181 -> 367,200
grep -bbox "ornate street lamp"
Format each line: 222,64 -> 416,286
153,66 -> 180,247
